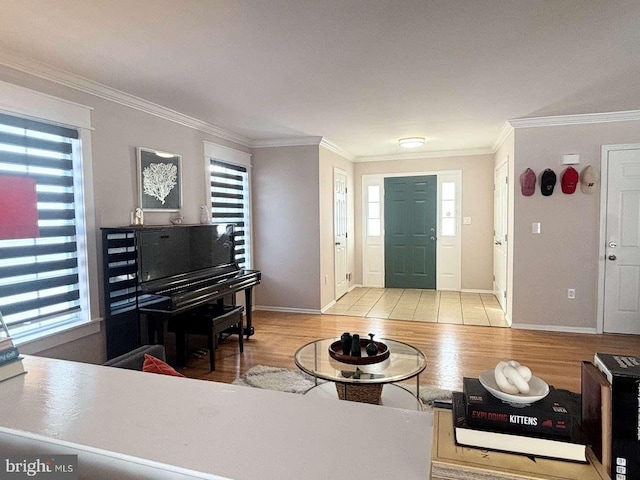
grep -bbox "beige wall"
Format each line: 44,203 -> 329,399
354,154 -> 495,290
512,120 -> 640,330
0,65 -> 249,362
319,146 -> 355,309
252,145 -> 321,311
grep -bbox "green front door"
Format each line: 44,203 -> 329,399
384,175 -> 437,289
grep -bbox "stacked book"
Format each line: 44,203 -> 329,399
0,335 -> 26,383
452,377 -> 588,462
588,353 -> 640,480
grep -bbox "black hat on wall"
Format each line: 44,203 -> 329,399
540,169 -> 556,196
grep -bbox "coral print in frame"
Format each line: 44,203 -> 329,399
137,147 -> 182,211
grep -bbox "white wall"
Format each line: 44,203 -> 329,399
319,146 -> 355,309
252,145 -> 321,312
512,120 -> 640,330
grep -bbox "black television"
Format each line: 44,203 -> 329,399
136,224 -> 235,285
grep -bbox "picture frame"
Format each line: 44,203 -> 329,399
137,147 -> 182,211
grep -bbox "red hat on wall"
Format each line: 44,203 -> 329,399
561,166 -> 579,194
520,168 -> 536,196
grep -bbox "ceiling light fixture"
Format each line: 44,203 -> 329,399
398,137 -> 425,149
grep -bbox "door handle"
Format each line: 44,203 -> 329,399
430,236 -> 436,241
609,241 -> 617,248
335,242 -> 341,246
494,241 -> 502,246
608,255 -> 617,261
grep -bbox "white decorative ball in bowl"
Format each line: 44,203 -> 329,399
478,360 -> 549,405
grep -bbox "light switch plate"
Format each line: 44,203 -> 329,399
532,222 -> 541,234
463,217 -> 471,225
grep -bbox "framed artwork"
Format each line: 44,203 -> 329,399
137,147 -> 182,211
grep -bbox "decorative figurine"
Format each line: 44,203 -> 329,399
199,205 -> 211,224
350,334 -> 361,357
366,333 -> 378,356
170,212 -> 184,225
132,207 -> 144,226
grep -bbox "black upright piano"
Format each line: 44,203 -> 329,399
101,224 -> 261,360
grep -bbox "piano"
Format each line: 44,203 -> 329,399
101,225 -> 261,361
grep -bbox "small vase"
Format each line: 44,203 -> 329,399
340,332 -> 352,355
350,334 -> 361,357
366,333 -> 378,356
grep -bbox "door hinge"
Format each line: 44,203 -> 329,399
505,234 -> 508,242
492,274 -> 495,281
503,291 -> 507,298
505,177 -> 508,184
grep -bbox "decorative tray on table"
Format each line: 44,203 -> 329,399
328,339 -> 390,365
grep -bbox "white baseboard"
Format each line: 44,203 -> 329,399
255,305 -> 322,315
510,323 -> 598,334
460,289 -> 495,294
321,301 -> 336,313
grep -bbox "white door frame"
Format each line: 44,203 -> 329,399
596,143 -> 640,333
334,168 -> 348,299
361,170 -> 462,290
493,158 -> 508,312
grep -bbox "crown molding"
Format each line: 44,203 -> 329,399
319,138 -> 356,162
492,121 -> 514,151
355,147 -> 495,163
509,110 -> 640,128
0,48 -> 253,147
250,136 -> 323,148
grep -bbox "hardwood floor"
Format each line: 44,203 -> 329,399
178,310 -> 640,393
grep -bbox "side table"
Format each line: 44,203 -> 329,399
431,409 -> 609,480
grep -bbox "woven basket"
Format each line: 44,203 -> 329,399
335,383 -> 383,404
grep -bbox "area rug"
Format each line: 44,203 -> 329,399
232,365 -> 451,408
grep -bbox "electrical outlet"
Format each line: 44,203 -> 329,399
567,289 -> 575,299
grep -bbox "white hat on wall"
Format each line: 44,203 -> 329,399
580,165 -> 599,194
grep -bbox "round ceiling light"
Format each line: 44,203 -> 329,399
398,137 -> 425,149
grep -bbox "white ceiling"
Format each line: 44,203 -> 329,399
1,1 -> 639,159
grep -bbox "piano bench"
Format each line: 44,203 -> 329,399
170,305 -> 244,372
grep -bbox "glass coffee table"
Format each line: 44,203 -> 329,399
294,337 -> 426,410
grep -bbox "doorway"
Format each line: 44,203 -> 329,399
334,168 -> 348,300
384,175 -> 437,288
361,171 -> 461,290
599,144 -> 640,334
493,159 -> 508,312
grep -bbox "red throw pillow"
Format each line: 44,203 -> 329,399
142,354 -> 185,377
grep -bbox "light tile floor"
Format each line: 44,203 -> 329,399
324,288 -> 509,327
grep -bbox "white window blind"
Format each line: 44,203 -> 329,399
0,112 -> 84,337
209,160 -> 250,268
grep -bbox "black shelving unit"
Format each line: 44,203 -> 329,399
101,228 -> 140,359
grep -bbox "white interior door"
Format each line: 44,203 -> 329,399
603,146 -> 640,334
493,160 -> 508,311
334,169 -> 348,299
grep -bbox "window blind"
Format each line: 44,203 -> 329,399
209,160 -> 250,268
0,112 -> 81,332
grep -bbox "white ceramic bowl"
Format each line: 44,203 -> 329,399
479,369 -> 550,405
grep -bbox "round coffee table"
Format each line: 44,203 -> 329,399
294,337 -> 426,410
